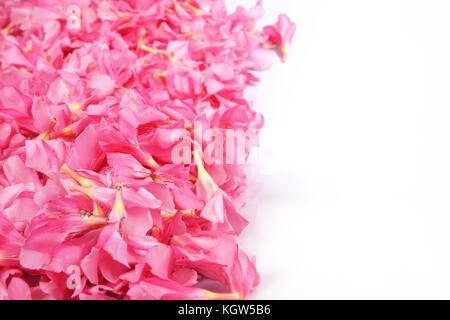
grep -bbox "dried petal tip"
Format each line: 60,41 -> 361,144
79,209 -> 92,217
150,226 -> 161,241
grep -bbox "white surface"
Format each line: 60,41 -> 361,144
227,0 -> 450,299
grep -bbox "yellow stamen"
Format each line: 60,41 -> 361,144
61,164 -> 95,188
176,31 -> 195,38
185,123 -> 195,134
169,50 -> 176,61
145,156 -> 160,170
37,117 -> 57,140
50,124 -> 74,139
193,149 -> 218,193
191,35 -> 205,44
182,209 -> 195,216
108,5 -> 124,18
161,211 -> 175,219
93,202 -> 104,217
204,291 -> 241,300
69,103 -> 83,111
141,44 -> 164,55
138,30 -> 166,56
161,209 -> 195,219
264,43 -> 277,49
69,184 -> 95,198
61,164 -> 97,198
138,29 -> 146,49
189,173 -> 197,183
184,1 -> 202,14
281,45 -> 289,63
173,0 -> 182,12
2,23 -> 13,35
84,215 -> 108,227
153,71 -> 167,80
112,182 -> 127,219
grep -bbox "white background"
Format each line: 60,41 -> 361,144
226,0 -> 450,299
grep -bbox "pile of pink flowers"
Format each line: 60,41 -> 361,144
0,0 -> 295,300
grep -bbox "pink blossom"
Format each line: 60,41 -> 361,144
8,277 -> 32,300
263,14 -> 297,62
0,0 -> 294,300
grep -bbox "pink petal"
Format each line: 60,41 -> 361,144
88,74 -> 116,99
146,244 -> 173,279
8,277 -> 32,300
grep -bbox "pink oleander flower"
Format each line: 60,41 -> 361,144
0,0 -> 295,300
263,13 -> 297,62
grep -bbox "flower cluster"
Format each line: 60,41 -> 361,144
0,0 -> 295,300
